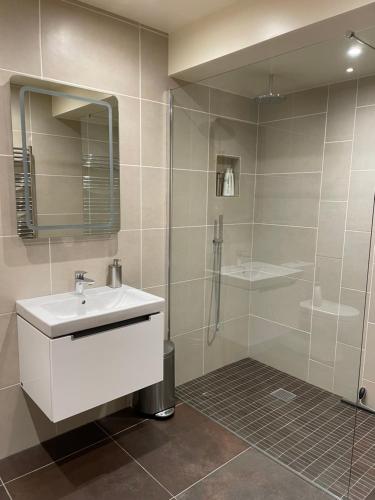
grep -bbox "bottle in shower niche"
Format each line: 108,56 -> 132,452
222,167 -> 234,196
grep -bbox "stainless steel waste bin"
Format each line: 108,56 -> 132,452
136,340 -> 175,418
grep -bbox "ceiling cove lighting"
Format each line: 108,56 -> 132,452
347,45 -> 362,57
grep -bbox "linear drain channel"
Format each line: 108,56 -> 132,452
270,388 -> 297,402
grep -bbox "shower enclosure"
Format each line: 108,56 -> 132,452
169,27 -> 375,500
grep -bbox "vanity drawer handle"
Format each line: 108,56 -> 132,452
71,314 -> 153,340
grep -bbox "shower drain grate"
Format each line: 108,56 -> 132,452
270,388 -> 297,402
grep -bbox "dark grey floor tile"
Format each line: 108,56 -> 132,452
0,488 -> 9,499
114,403 -> 249,495
0,423 -> 106,482
6,440 -> 170,500
365,488 -> 375,499
97,407 -> 145,436
176,448 -> 331,500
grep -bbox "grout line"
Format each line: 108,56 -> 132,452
259,111 -> 327,124
95,421 -> 175,497
174,446 -> 251,497
0,383 -> 21,392
255,171 -> 321,176
307,85 -> 329,383
0,477 -> 12,500
250,314 -> 311,336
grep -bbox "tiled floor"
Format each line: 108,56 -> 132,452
176,357 -> 375,500
0,402 -> 331,499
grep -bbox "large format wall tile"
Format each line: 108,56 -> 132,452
141,101 -> 167,167
142,167 -> 167,229
172,83 -> 209,112
347,170 -> 375,232
140,29 -> 169,103
259,86 -> 327,122
0,0 -> 41,75
342,231 -> 371,291
0,72 -> 13,155
333,342 -> 362,401
120,166 -> 141,230
172,170 -> 207,227
170,279 -> 205,337
254,173 -> 321,227
310,312 -> 337,366
118,96 -> 140,166
353,106 -> 375,171
205,279 -> 250,326
257,114 -> 325,174
41,0 -> 139,95
249,315 -> 310,380
358,75 -> 375,106
173,108 -> 209,171
174,330 -> 203,385
210,117 -> 257,174
170,227 -> 206,282
206,224 -> 252,270
364,323 -> 375,382
317,201 -> 346,258
337,288 -> 366,349
0,156 -> 17,237
252,224 -> 316,281
326,80 -> 356,142
142,229 -> 167,288
207,173 -> 254,225
0,313 -> 19,389
308,360 -> 333,392
210,88 -> 258,122
321,141 -> 351,201
204,316 -> 249,374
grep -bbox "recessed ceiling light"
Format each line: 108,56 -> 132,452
348,45 -> 362,57
346,67 -> 354,73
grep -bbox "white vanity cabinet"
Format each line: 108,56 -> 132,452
17,313 -> 164,422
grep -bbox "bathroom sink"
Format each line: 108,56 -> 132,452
16,285 -> 165,338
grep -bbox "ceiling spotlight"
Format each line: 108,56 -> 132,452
346,67 -> 354,73
348,45 -> 362,57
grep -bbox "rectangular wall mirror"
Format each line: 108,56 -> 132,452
10,76 -> 120,238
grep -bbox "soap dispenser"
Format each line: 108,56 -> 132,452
108,259 -> 122,288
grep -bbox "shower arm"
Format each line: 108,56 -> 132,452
346,31 -> 375,51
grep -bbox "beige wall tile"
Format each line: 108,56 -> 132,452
204,317 -> 249,374
170,279 -> 205,337
259,86 -> 327,123
210,117 -> 257,174
254,173 -> 321,227
342,231 -> 371,291
0,0 -> 41,75
142,167 -> 167,229
30,93 -> 81,138
315,255 -> 341,306
210,88 -> 258,123
251,277 -> 313,332
347,170 -> 375,232
308,360 -> 333,392
207,173 -> 254,225
0,313 -> 19,389
141,101 -> 167,167
171,170 -> 207,227
173,107 -> 209,171
118,95 -> 140,166
0,71 -> 13,155
321,141 -> 351,201
364,323 -> 375,382
120,166 -> 141,230
353,106 -> 375,171
172,83 -> 209,112
142,229 -> 167,288
0,156 -> 17,237
310,312 -> 337,366
252,224 -> 316,281
170,227 -> 206,283
257,114 -> 325,174
140,29 -> 170,103
174,330 -> 203,386
206,224 -> 252,270
205,279 -> 250,326
0,385 -> 56,460
0,237 -> 50,314
41,0 -> 139,95
333,342 -> 361,401
358,75 -> 375,106
317,201 -> 346,258
249,315 -> 309,380
326,80 -> 356,142
338,289 -> 366,349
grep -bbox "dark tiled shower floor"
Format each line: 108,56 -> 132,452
176,357 -> 375,500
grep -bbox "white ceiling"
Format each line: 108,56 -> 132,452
79,0 -> 239,33
202,26 -> 375,97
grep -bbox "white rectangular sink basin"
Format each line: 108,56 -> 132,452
16,285 -> 165,338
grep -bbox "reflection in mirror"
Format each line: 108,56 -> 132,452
10,78 -> 120,238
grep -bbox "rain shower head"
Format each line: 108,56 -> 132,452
253,74 -> 285,103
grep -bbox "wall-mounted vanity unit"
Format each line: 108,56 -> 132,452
16,286 -> 165,422
10,75 -> 120,238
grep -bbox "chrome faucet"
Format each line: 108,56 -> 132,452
74,271 -> 95,295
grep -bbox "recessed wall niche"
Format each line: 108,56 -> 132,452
215,154 -> 240,197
